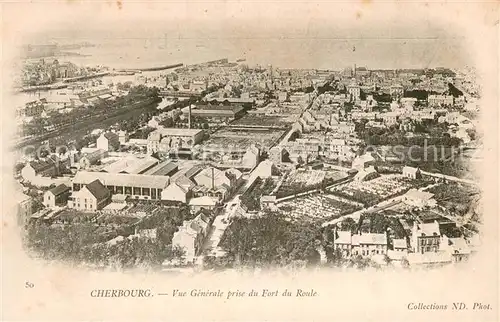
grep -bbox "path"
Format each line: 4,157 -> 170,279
321,183 -> 438,228
201,196 -> 243,258
420,170 -> 477,186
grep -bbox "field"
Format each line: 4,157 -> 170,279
278,194 -> 361,222
203,127 -> 286,150
427,182 -> 480,216
240,177 -> 279,211
275,169 -> 326,198
231,114 -> 296,127
330,174 -> 431,207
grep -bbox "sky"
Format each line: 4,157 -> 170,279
3,1 -> 478,70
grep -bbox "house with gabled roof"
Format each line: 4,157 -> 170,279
172,210 -> 214,263
411,221 -> 441,254
70,179 -> 110,211
403,189 -> 437,208
161,182 -> 191,203
402,166 -> 421,179
21,157 -> 59,182
333,229 -> 388,257
188,196 -> 219,213
43,183 -> 70,208
351,233 -> 388,256
97,132 -> 120,152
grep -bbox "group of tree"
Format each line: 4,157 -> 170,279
24,204 -> 193,269
217,212 -> 323,268
355,120 -> 462,147
240,177 -> 276,211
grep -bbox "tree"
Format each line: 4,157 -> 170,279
340,217 -> 358,232
219,213 -> 322,267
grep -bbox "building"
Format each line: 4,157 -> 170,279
411,221 -> 441,254
351,233 -> 388,256
353,166 -> 379,182
351,111 -> 378,121
15,187 -> 33,228
161,182 -> 190,203
188,196 -> 219,213
78,86 -> 112,103
351,153 -> 377,171
438,111 -> 463,124
351,67 -> 366,78
96,132 -> 120,152
185,104 -> 246,122
189,80 -> 208,92
118,131 -> 129,144
347,84 -> 361,101
147,127 -> 204,155
207,97 -> 255,107
43,183 -> 70,208
407,251 -> 453,266
403,189 -> 437,208
21,158 -> 59,182
134,228 -> 158,240
402,166 -> 421,179
277,91 -> 289,102
381,112 -> 399,126
333,231 -> 388,257
251,160 -> 275,179
72,171 -> 170,200
428,94 -> 454,107
441,236 -> 472,262
193,167 -> 240,191
401,97 -> 417,108
392,238 -> 408,252
21,99 -> 46,117
411,109 -> 436,122
78,149 -> 107,170
70,179 -> 111,211
269,146 -> 289,164
390,84 -> 404,98
172,211 -> 212,262
142,161 -> 178,176
260,195 -> 277,210
330,121 -> 356,134
241,145 -> 260,169
102,155 -> 159,174
334,231 -> 353,256
148,116 -> 164,128
44,94 -> 75,111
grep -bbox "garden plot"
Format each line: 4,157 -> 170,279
275,169 -> 326,198
278,193 -> 361,222
330,174 -> 423,206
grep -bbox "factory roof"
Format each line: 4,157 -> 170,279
73,171 -> 170,190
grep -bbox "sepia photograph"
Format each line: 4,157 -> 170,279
1,1 -> 498,321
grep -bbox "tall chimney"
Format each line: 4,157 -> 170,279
188,104 -> 192,129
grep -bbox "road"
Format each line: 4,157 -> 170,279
321,197 -> 403,228
199,196 -> 243,260
420,170 -> 478,186
274,177 -> 353,203
321,183 -> 440,228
